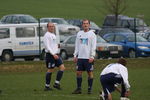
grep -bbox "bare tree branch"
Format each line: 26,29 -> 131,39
103,0 -> 127,26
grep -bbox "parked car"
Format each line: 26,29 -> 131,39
99,27 -> 134,37
103,14 -> 149,33
66,19 -> 101,34
40,18 -> 80,34
60,35 -> 123,60
103,32 -> 150,58
0,14 -> 38,24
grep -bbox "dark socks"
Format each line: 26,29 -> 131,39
77,76 -> 82,89
55,70 -> 64,84
45,72 -> 52,88
88,77 -> 93,90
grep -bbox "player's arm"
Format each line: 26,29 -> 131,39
114,84 -> 121,93
119,67 -> 131,93
89,33 -> 97,63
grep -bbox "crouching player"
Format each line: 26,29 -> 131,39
100,58 -> 130,100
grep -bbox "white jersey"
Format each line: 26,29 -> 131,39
100,63 -> 130,90
43,31 -> 59,55
73,30 -> 97,59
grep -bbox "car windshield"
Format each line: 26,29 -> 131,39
19,15 -> 38,23
90,22 -> 100,29
51,19 -> 69,25
97,35 -> 107,43
127,35 -> 148,42
60,34 -> 71,42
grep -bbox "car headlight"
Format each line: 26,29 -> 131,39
97,46 -> 109,51
138,46 -> 149,49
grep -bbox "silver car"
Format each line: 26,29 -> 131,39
40,18 -> 80,34
0,14 -> 38,24
60,35 -> 123,60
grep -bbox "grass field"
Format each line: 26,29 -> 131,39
0,0 -> 150,26
0,58 -> 150,100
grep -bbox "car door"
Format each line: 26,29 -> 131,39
113,34 -> 129,56
0,28 -> 12,55
65,36 -> 76,55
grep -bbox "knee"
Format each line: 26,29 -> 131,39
88,72 -> 93,78
76,71 -> 82,77
47,69 -> 54,73
60,64 -> 65,71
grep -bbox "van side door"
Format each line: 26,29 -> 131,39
13,27 -> 38,56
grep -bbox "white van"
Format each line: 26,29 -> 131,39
0,23 -> 60,61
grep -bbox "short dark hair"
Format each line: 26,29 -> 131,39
47,22 -> 54,27
82,19 -> 90,25
117,58 -> 127,66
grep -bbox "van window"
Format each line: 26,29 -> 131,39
103,16 -> 116,26
0,28 -> 10,39
37,26 -> 47,36
16,27 -> 35,38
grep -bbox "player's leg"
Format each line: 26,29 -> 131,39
86,60 -> 94,94
53,57 -> 65,90
72,59 -> 83,94
100,73 -> 116,100
72,71 -> 83,94
44,53 -> 55,91
87,71 -> 93,94
120,82 -> 130,100
99,89 -> 112,100
45,69 -> 54,91
113,74 -> 130,99
107,94 -> 113,100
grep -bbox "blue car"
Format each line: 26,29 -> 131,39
103,33 -> 150,58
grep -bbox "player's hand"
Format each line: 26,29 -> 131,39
89,58 -> 94,63
73,57 -> 78,63
125,91 -> 130,97
53,55 -> 59,60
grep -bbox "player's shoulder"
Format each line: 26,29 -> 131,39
44,31 -> 49,35
117,63 -> 127,69
44,32 -> 48,37
88,30 -> 96,38
77,31 -> 83,36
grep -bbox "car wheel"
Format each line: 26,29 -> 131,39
2,51 -> 14,61
129,50 -> 135,58
60,51 -> 68,60
24,57 -> 34,61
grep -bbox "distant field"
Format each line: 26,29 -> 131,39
0,0 -> 150,26
0,58 -> 150,100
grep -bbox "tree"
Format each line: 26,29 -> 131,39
103,0 -> 127,26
